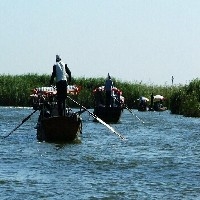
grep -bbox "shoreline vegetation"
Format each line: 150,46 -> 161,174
0,73 -> 199,117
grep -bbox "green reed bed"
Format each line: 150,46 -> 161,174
170,78 -> 200,117
0,74 -> 199,117
0,74 -> 50,107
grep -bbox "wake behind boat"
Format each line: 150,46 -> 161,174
30,86 -> 82,143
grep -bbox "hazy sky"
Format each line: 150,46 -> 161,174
1,0 -> 200,85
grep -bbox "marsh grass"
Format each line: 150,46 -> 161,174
170,78 -> 200,117
0,73 -> 49,106
0,74 -> 199,117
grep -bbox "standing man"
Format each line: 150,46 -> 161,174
50,55 -> 71,116
104,73 -> 113,107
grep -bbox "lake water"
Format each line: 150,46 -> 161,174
0,107 -> 199,200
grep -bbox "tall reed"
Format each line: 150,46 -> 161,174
0,74 -> 49,106
0,74 -> 199,117
170,79 -> 200,117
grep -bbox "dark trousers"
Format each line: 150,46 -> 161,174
56,80 -> 67,116
105,91 -> 111,107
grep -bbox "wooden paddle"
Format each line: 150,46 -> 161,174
3,109 -> 37,139
67,96 -> 125,140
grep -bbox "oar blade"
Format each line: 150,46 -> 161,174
93,115 -> 125,140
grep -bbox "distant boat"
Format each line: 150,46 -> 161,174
93,86 -> 124,123
149,94 -> 167,111
137,96 -> 149,111
30,86 -> 82,142
93,106 -> 123,123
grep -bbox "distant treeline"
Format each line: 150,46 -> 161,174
0,73 -> 199,117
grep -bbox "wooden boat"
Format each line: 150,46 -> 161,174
30,86 -> 82,142
149,94 -> 167,112
137,96 -> 149,111
138,106 -> 149,111
153,102 -> 167,111
36,113 -> 82,142
93,106 -> 123,123
93,86 -> 124,123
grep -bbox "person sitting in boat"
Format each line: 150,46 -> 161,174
153,101 -> 160,111
159,99 -> 163,108
50,55 -> 71,116
104,73 -> 113,107
94,87 -> 104,107
112,88 -> 121,107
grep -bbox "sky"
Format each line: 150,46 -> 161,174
1,0 -> 200,85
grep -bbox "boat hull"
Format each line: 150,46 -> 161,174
93,106 -> 122,123
138,106 -> 149,111
36,114 -> 82,142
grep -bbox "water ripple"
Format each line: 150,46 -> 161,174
0,108 -> 200,199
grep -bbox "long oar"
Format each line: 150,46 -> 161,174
3,109 -> 37,139
67,96 -> 125,140
112,96 -> 145,124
